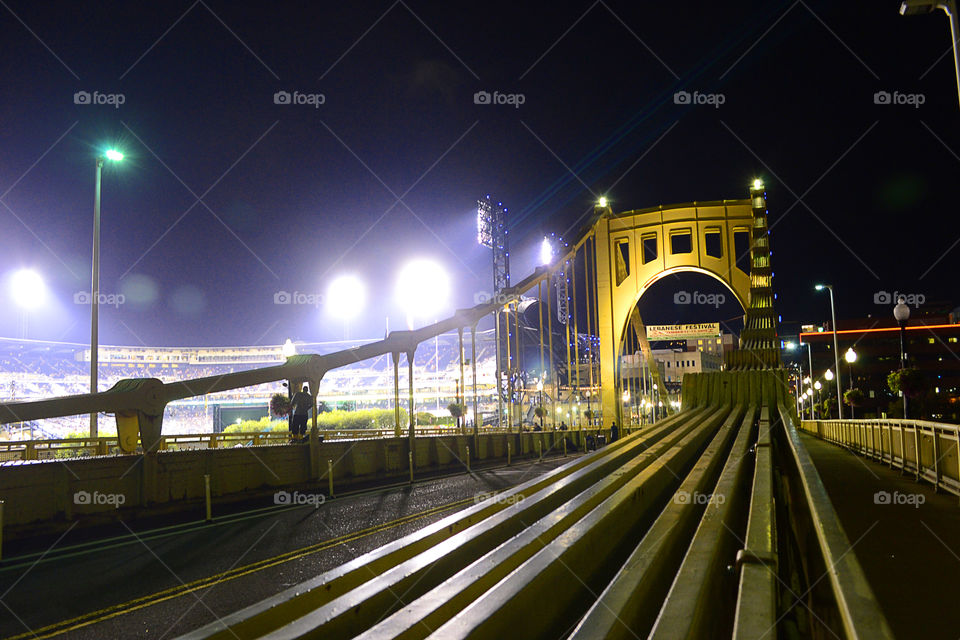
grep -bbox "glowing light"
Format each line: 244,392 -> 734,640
844,347 -> 858,364
752,178 -> 763,190
10,270 -> 45,309
598,196 -> 608,207
824,369 -> 834,381
281,339 -> 296,358
814,381 -> 822,390
327,275 -> 366,319
104,149 -> 124,162
540,237 -> 553,265
396,259 -> 449,323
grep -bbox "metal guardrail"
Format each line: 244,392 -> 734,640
785,409 -> 896,639
0,426 -> 521,463
801,418 -> 960,498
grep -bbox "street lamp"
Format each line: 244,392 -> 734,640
815,284 -> 844,420
844,347 -> 858,418
90,148 -> 124,438
900,0 -> 960,110
894,295 -> 911,418
813,380 -> 822,420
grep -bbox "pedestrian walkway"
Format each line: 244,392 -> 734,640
801,432 -> 960,640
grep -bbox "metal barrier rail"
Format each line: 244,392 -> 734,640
0,426 -> 523,463
800,418 -> 960,497
785,410 -> 895,639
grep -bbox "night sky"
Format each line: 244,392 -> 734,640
1,1 -> 957,348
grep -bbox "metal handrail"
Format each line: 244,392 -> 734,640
800,418 -> 960,497
0,426 -> 521,462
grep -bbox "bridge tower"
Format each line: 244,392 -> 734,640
726,180 -> 781,370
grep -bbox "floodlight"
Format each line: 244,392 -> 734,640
10,269 -> 45,309
327,274 -> 366,319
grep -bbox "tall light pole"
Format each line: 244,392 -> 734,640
894,296 -> 911,418
844,347 -> 858,419
900,0 -> 960,110
90,149 -> 123,438
815,284 -> 844,420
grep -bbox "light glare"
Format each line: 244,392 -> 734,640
105,149 -> 124,161
327,275 -> 366,319
396,259 -> 449,321
10,269 -> 45,309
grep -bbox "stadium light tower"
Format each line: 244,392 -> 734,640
478,195 -> 510,426
327,274 -> 366,339
90,148 -> 123,438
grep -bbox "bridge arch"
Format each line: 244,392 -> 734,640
593,189 -> 774,426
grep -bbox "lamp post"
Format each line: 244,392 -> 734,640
815,284 -> 844,420
900,0 -> 960,111
813,380 -> 822,420
844,347 -> 858,419
824,368 -> 835,417
893,296 -> 911,418
536,378 -> 544,430
90,149 -> 123,438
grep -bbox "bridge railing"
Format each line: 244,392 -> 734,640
801,418 -> 960,497
0,426 -> 525,463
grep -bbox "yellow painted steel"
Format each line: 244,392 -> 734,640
595,201 -> 755,428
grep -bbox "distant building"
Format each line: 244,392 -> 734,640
686,333 -> 737,358
620,348 -> 723,393
794,312 -> 960,421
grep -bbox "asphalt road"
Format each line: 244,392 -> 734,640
0,456 -> 576,640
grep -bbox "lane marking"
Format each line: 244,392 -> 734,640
3,495 -> 476,640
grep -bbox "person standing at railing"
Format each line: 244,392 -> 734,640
610,420 -> 619,443
290,385 -> 313,442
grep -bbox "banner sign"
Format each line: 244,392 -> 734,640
646,323 -> 720,341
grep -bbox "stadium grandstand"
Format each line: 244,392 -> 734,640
0,332 -> 503,438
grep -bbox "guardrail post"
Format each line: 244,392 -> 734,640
563,437 -> 567,457
0,499 -> 4,561
899,424 -> 906,474
933,429 -> 942,492
538,439 -> 542,462
507,442 -> 512,466
98,437 -> 108,456
409,451 -> 414,484
209,435 -> 218,449
204,474 -> 212,522
466,446 -> 471,472
328,459 -> 334,497
913,425 -> 921,482
25,442 -> 36,461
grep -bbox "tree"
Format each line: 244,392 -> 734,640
534,405 -> 547,429
447,402 -> 466,431
844,388 -> 865,407
270,393 -> 291,417
888,368 -> 925,398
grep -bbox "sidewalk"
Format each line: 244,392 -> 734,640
800,432 -> 960,640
